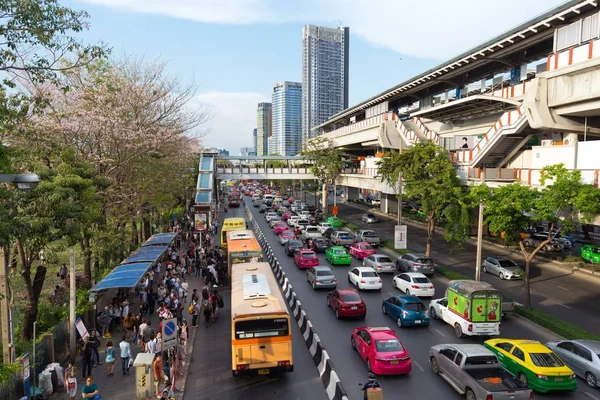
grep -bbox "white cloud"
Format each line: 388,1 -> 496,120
80,0 -> 564,59
196,91 -> 269,154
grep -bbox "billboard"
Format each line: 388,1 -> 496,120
194,213 -> 208,231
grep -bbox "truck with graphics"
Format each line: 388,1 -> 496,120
429,280 -> 502,338
228,190 -> 241,207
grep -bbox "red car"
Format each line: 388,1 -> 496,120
327,289 -> 366,319
282,212 -> 294,221
274,222 -> 290,234
278,230 -> 296,244
294,249 -> 319,269
349,242 -> 376,260
351,326 -> 411,375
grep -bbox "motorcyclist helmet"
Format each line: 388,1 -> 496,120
368,372 -> 376,381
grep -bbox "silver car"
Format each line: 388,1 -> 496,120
361,213 -> 378,223
546,340 -> 600,388
396,253 -> 435,275
363,254 -> 395,274
482,256 -> 524,280
307,266 -> 337,290
269,217 -> 282,228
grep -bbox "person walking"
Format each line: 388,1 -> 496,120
81,376 -> 100,400
64,360 -> 77,400
153,353 -> 164,397
191,301 -> 199,328
104,341 -> 116,377
81,338 -> 94,379
90,330 -> 102,367
122,312 -> 135,342
119,335 -> 132,376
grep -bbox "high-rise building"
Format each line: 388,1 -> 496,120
256,103 -> 272,156
271,81 -> 302,156
252,128 -> 257,154
239,147 -> 256,157
302,25 -> 349,145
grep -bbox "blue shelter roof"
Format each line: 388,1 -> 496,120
121,245 -> 167,264
91,262 -> 152,292
142,233 -> 177,247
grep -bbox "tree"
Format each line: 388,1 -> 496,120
301,137 -> 342,214
378,142 -> 470,256
477,164 -> 600,307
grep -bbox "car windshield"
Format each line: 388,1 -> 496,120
530,352 -> 565,368
334,249 -> 347,255
289,241 -> 302,247
362,231 -> 376,236
590,247 -> 600,254
361,245 -> 373,250
377,257 -> 392,263
375,339 -> 404,353
302,252 -> 316,258
316,270 -> 332,277
366,214 -> 375,218
341,293 -> 361,302
498,260 -> 518,268
362,271 -> 378,277
413,277 -> 430,284
404,302 -> 425,312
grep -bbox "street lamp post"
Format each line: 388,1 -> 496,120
0,173 -> 40,365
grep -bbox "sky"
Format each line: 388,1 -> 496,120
68,0 -> 566,154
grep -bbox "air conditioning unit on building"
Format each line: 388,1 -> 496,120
541,140 -> 554,147
563,137 -> 577,146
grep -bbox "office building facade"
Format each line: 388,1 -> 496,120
256,102 -> 272,156
252,128 -> 257,154
302,25 -> 349,145
239,147 -> 256,157
271,81 -> 302,156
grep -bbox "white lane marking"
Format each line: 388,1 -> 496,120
584,391 -> 600,400
435,329 -> 446,337
556,285 -> 568,291
547,298 -> 572,309
413,360 -> 425,372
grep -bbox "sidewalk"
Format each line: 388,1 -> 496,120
49,244 -> 206,400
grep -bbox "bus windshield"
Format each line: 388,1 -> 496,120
235,318 -> 289,339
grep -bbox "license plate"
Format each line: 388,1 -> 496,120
370,281 -> 377,284
555,377 -> 563,381
390,360 -> 399,364
258,369 -> 270,375
322,280 -> 330,284
415,320 -> 421,324
351,306 -> 358,310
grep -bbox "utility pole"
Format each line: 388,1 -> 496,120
69,246 -> 76,357
0,247 -> 11,364
475,170 -> 486,281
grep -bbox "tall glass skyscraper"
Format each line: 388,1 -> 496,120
271,81 -> 302,156
302,25 -> 349,145
252,128 -> 257,154
256,102 -> 272,156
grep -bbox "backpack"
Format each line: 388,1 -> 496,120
188,304 -> 194,315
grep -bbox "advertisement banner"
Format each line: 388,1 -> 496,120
75,317 -> 89,340
21,352 -> 30,398
394,225 -> 407,249
194,213 -> 207,232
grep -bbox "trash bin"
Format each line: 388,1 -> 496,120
133,353 -> 156,400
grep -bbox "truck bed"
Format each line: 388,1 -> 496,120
465,367 -> 528,393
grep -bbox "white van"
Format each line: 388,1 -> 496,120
263,194 -> 274,204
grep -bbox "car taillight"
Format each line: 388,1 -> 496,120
411,285 -> 420,289
402,310 -> 409,316
236,364 -> 249,371
315,279 -> 320,283
568,374 -> 576,380
360,280 -> 366,284
485,395 -> 493,400
333,278 -> 338,282
429,286 -> 435,289
378,279 -> 382,283
529,392 -> 534,400
425,310 -> 430,317
277,360 -> 290,367
468,324 -> 473,332
536,374 -> 548,380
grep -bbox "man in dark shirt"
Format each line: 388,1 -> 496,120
82,337 -> 94,379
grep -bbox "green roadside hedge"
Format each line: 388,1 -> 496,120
515,305 -> 600,341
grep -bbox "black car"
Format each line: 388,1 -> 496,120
310,237 -> 330,253
285,240 -> 304,256
323,228 -> 339,239
259,204 -> 268,213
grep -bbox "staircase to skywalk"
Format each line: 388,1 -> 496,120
196,152 -> 215,204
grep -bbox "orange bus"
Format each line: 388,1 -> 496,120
231,262 -> 293,376
226,230 -> 263,277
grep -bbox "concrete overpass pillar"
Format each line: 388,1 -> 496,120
347,186 -> 360,201
383,193 -> 398,215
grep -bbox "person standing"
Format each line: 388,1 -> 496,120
122,312 -> 135,341
81,338 -> 94,379
191,301 -> 199,328
104,341 -> 116,377
81,376 -> 100,399
64,360 -> 77,400
153,353 -> 164,397
119,335 -> 132,376
90,331 -> 101,367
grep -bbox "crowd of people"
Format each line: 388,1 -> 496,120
65,212 -> 227,400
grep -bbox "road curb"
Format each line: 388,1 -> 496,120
246,205 -> 349,400
177,317 -> 199,400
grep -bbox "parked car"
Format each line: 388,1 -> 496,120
361,213 -> 378,224
349,242 -> 376,260
355,230 -> 380,246
294,249 -> 319,269
392,273 -> 435,297
326,216 -> 343,228
484,338 -> 576,393
381,295 -> 430,327
348,267 -> 382,291
370,198 -> 381,206
309,237 -> 330,253
546,339 -> 600,388
540,231 -> 572,249
327,288 -> 366,319
396,253 -> 435,276
581,244 -> 600,263
351,326 -> 411,375
482,256 -> 524,280
278,230 -> 296,245
363,254 -> 395,274
325,246 -> 352,265
330,231 -> 355,247
429,344 -> 532,400
284,240 -> 304,256
307,266 -> 337,290
523,234 -> 564,252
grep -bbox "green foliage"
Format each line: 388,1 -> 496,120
301,137 -> 342,183
0,362 -> 22,386
435,265 -> 471,280
380,240 -> 410,255
515,305 -> 600,341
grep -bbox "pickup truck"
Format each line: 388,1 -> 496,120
330,231 -> 355,247
300,226 -> 323,241
429,343 -> 531,400
355,230 -> 380,247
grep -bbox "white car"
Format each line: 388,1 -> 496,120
392,272 -> 435,297
269,217 -> 282,228
287,216 -> 301,227
317,223 -> 332,234
348,267 -> 382,291
265,212 -> 278,222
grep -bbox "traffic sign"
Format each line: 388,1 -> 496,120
394,225 -> 407,249
162,318 -> 178,350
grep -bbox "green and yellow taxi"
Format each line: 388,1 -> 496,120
325,246 -> 352,265
581,244 -> 600,263
484,338 -> 577,393
326,216 -> 343,228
